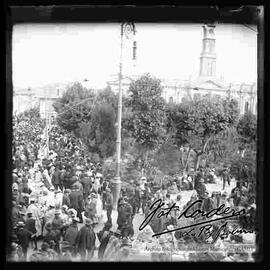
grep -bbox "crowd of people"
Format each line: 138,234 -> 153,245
8,114 -> 256,262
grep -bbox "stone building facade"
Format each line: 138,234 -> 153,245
107,24 -> 257,115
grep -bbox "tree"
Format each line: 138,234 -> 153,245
78,102 -> 117,159
18,106 -> 41,119
166,95 -> 239,170
123,74 -> 167,173
124,74 -> 167,149
53,82 -> 96,133
228,111 -> 257,198
53,83 -> 119,160
237,111 -> 257,151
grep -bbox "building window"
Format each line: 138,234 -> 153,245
169,96 -> 173,103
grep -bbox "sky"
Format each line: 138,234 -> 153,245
12,23 -> 257,89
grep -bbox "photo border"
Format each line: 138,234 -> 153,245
4,3 -> 265,265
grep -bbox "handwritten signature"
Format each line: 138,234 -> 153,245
139,199 -> 254,243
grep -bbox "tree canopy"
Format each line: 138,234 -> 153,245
166,95 -> 239,169
53,83 -> 118,159
124,73 -> 167,150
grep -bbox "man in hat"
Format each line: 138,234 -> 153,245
101,179 -> 109,207
43,223 -> 59,251
80,172 -> 92,201
51,163 -> 61,191
230,182 -> 242,207
75,217 -> 96,261
25,212 -> 38,250
63,215 -> 80,256
219,191 -> 230,208
117,197 -> 133,237
69,182 -> 84,223
104,188 -> 113,226
15,221 -> 32,260
195,178 -> 207,199
51,209 -> 64,240
12,184 -> 20,204
201,191 -> 215,215
222,167 -> 231,190
62,189 -> 71,208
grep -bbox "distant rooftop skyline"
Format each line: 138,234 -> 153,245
12,23 -> 257,89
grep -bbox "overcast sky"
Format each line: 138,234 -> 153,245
12,23 -> 257,89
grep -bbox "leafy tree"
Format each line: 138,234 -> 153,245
124,74 -> 167,150
78,102 -> 117,159
53,82 -> 119,160
18,106 -> 41,119
237,111 -> 257,151
166,95 -> 239,169
53,82 -> 96,133
123,74 -> 167,173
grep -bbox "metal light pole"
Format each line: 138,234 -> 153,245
112,22 -> 136,209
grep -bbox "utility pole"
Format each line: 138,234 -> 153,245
112,22 -> 136,209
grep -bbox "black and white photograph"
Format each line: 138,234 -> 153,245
6,5 -> 263,262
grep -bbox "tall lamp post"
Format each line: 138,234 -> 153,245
112,22 -> 136,209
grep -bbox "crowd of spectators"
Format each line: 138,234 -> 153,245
9,114 -> 256,262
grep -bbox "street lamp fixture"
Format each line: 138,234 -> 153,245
112,22 -> 136,210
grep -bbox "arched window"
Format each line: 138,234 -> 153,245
245,101 -> 250,114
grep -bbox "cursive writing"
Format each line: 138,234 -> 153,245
139,199 -> 247,239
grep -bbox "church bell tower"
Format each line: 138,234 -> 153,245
199,24 -> 216,78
